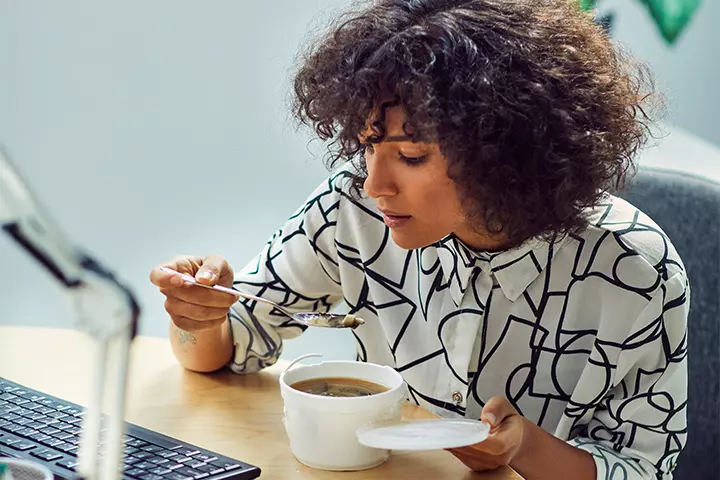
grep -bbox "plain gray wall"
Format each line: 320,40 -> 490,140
600,0 -> 720,147
1,0 -> 718,363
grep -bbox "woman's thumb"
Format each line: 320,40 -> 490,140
481,396 -> 515,428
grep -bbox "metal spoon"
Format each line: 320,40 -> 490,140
159,267 -> 365,329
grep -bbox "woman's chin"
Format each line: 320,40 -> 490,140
389,229 -> 440,251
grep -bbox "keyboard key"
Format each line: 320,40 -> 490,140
27,433 -> 51,442
148,457 -> 169,465
134,451 -> 155,460
127,439 -> 149,448
56,459 -> 78,470
124,456 -> 143,466
51,431 -> 74,441
141,445 -> 164,453
174,467 -> 206,479
39,427 -> 61,436
173,457 -> 193,463
56,442 -> 77,454
39,437 -> 65,448
184,460 -> 206,469
148,467 -> 173,476
13,417 -> 33,426
36,417 -> 59,425
35,407 -> 55,415
10,440 -> 36,451
125,468 -> 148,478
174,449 -> 199,457
124,446 -> 139,455
2,424 -> 27,434
0,436 -> 19,447
64,407 -> 83,416
163,473 -> 192,480
192,454 -> 217,463
134,462 -> 157,471
7,397 -> 30,406
38,398 -> 60,408
139,474 -> 164,480
25,412 -> 46,421
0,407 -> 19,416
56,422 -> 75,432
31,449 -> 63,462
0,393 -> 18,401
9,390 -> 32,399
15,427 -> 39,437
157,450 -> 178,459
193,465 -> 223,475
48,411 -> 69,420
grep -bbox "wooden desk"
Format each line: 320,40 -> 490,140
0,327 -> 520,480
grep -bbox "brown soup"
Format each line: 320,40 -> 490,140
290,377 -> 389,398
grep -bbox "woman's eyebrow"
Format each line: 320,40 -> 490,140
383,135 -> 413,142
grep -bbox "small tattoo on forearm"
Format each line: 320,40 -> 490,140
175,327 -> 196,353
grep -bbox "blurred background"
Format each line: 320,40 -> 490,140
1,0 -> 719,362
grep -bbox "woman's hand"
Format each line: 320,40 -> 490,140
150,254 -> 236,332
447,397 -> 527,472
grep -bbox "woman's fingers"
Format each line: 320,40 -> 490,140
195,254 -> 234,287
150,255 -> 203,288
159,286 -> 237,309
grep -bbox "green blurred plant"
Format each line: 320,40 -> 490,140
580,0 -> 703,44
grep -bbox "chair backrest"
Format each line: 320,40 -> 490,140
619,167 -> 720,479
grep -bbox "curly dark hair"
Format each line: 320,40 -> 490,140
292,0 -> 661,246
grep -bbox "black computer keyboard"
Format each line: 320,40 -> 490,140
0,377 -> 261,480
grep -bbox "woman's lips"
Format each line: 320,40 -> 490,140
380,209 -> 412,228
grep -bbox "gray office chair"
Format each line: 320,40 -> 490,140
619,167 -> 720,479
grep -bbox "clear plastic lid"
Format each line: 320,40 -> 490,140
356,418 -> 490,451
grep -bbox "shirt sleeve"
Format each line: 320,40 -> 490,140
226,173 -> 347,373
568,271 -> 689,479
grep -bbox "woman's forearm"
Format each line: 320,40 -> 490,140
169,319 -> 234,372
511,419 -> 597,480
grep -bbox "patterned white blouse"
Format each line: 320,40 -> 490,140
227,168 -> 689,480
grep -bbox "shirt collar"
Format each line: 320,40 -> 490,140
433,233 -> 566,304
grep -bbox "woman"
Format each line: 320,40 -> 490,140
150,1 -> 688,478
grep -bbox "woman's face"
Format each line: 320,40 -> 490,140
362,107 -> 506,251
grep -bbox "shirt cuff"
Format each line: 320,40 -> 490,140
568,438 -> 663,480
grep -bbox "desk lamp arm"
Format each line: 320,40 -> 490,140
0,148 -> 139,480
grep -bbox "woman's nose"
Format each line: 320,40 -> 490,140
363,153 -> 398,199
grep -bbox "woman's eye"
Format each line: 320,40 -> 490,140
399,153 -> 427,166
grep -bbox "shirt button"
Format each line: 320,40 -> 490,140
452,391 -> 464,404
